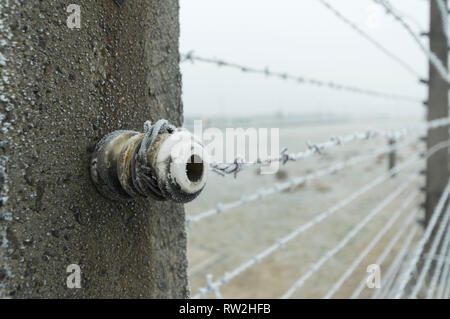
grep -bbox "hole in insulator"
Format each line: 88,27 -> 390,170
186,154 -> 203,183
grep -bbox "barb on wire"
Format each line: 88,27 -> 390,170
281,174 -> 419,299
181,52 -> 422,103
209,117 -> 450,177
324,191 -> 421,299
372,0 -> 450,83
191,148 -> 424,299
392,168 -> 450,298
188,138 -> 416,224
315,0 -> 421,77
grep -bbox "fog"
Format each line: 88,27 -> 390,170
180,0 -> 429,119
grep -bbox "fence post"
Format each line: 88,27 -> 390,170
426,0 -> 449,226
388,138 -> 396,177
0,1 -> 188,298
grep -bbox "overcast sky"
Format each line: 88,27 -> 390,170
180,0 -> 430,118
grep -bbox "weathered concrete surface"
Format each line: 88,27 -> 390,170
0,0 -> 188,298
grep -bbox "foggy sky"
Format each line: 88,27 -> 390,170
180,0 -> 429,118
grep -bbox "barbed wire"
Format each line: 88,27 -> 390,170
373,0 -> 450,83
372,226 -> 420,299
392,171 -> 450,298
436,0 -> 449,46
208,117 -> 450,177
190,149 -> 425,299
443,267 -> 450,298
352,216 -> 420,299
191,139 -> 450,299
426,222 -> 450,298
188,138 -> 416,224
324,191 -> 422,299
315,0 -> 422,77
181,52 -> 423,103
436,230 -> 450,298
409,198 -> 450,298
281,174 -> 419,299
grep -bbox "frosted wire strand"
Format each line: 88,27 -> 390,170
188,138 -> 416,224
281,175 -> 417,299
190,152 -> 417,299
436,0 -> 449,52
181,53 -> 422,103
393,175 -> 450,298
324,191 -> 421,299
409,203 -> 450,298
192,140 -> 450,299
444,266 -> 450,298
209,117 -> 450,177
316,0 -> 421,77
370,225 -> 420,299
436,231 -> 450,298
350,212 -> 418,299
427,218 -> 450,298
373,0 -> 450,83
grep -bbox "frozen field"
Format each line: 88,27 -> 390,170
185,118 -> 425,298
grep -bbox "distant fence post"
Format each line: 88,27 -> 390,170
425,0 -> 449,226
388,138 -> 396,177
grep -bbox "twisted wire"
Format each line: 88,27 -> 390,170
188,138 -> 416,224
209,117 -> 450,177
392,168 -> 450,298
324,191 -> 421,299
191,149 -> 424,299
281,174 -> 419,299
373,0 -> 450,83
181,52 -> 422,102
316,0 -> 421,77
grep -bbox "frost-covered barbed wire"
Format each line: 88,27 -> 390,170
350,205 -> 419,298
315,0 -> 421,77
436,0 -> 449,49
208,117 -> 450,177
281,174 -> 419,299
188,138 -> 416,224
374,226 -> 420,299
191,150 -> 425,299
392,172 -> 450,298
443,267 -> 450,298
436,231 -> 450,298
324,191 -> 421,299
426,223 -> 450,298
373,0 -> 450,83
409,200 -> 450,298
367,223 -> 420,299
181,52 -> 422,103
